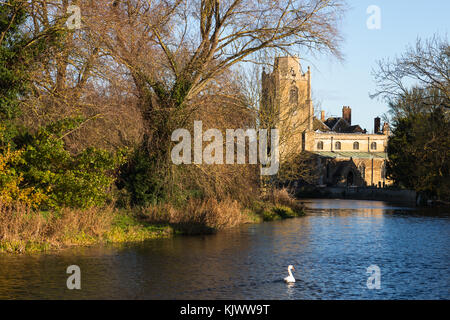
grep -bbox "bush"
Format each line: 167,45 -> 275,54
0,143 -> 47,208
250,188 -> 305,221
0,120 -> 126,210
117,147 -> 167,207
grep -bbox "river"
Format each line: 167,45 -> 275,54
0,199 -> 449,299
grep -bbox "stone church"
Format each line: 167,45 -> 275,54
261,56 -> 391,187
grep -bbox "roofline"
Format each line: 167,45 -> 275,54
306,151 -> 388,159
313,132 -> 387,137
313,116 -> 331,130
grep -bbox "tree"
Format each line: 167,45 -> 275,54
373,35 -> 450,201
372,35 -> 449,120
386,98 -> 449,200
0,0 -> 67,143
20,0 -> 143,152
84,0 -> 346,201
0,1 -> 125,209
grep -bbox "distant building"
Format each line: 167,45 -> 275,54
261,56 -> 391,187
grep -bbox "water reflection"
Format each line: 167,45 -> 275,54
0,199 -> 448,299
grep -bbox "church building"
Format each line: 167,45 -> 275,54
261,56 -> 391,187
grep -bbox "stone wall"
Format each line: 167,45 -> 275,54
310,132 -> 388,152
315,157 -> 389,187
298,186 -> 416,203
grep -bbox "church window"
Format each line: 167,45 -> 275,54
289,86 -> 298,105
371,142 -> 377,150
335,141 -> 341,150
317,141 -> 324,150
353,142 -> 359,150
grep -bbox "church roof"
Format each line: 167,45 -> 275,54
342,125 -> 365,133
313,117 -> 331,132
323,117 -> 343,130
317,116 -> 367,134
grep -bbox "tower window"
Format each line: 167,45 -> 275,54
335,141 -> 341,150
317,141 -> 324,150
371,142 -> 377,150
353,142 -> 359,150
289,86 -> 298,105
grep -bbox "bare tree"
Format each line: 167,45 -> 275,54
79,0 -> 346,198
371,34 -> 450,107
86,0 -> 345,128
18,0 -> 144,151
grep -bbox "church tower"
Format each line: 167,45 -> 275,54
261,56 -> 313,159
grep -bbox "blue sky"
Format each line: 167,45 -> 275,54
299,0 -> 449,131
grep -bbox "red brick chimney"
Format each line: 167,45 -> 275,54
321,110 -> 325,122
374,117 -> 381,134
342,106 -> 351,125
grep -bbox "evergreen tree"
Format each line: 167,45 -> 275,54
387,88 -> 450,200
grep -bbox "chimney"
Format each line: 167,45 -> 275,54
374,117 -> 381,134
321,110 -> 325,122
342,106 -> 351,125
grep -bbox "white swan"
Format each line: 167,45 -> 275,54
284,265 -> 295,283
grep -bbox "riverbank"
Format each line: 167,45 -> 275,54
296,185 -> 417,203
0,190 -> 304,254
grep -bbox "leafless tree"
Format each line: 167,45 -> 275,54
17,0 -> 143,151
371,34 -> 450,108
79,0 -> 346,197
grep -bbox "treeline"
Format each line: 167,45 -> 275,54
0,1 -> 345,212
373,35 -> 450,202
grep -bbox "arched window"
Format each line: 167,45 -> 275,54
289,86 -> 298,105
317,141 -> 324,150
371,142 -> 377,150
353,142 -> 359,150
358,163 -> 366,180
335,141 -> 341,150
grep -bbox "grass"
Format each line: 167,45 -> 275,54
0,189 -> 305,254
105,213 -> 172,243
0,203 -> 172,254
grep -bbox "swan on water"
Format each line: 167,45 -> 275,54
284,265 -> 295,283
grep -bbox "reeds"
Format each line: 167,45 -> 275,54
0,202 -> 116,252
141,198 -> 252,234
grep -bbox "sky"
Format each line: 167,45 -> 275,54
298,0 -> 449,131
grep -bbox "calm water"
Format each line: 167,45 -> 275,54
0,199 -> 449,300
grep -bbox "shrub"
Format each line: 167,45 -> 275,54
117,147 -> 166,207
250,188 -> 305,221
0,127 -> 47,208
263,188 -> 305,215
1,120 -> 126,210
